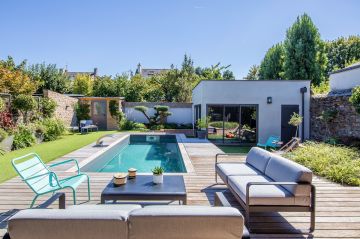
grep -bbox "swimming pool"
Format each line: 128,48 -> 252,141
81,135 -> 187,173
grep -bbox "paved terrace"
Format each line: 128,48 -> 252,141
0,133 -> 360,238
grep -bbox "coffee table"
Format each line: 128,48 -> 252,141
101,175 -> 187,204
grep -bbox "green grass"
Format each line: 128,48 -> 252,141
0,131 -> 117,183
217,145 -> 251,154
286,141 -> 360,186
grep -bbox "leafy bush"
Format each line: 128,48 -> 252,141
0,98 -> 5,112
42,118 -> 66,141
0,111 -> 14,130
75,102 -> 91,122
119,119 -> 146,131
163,123 -> 193,129
0,128 -> 8,142
150,124 -> 164,130
12,94 -> 37,123
209,121 -> 239,129
41,97 -> 57,118
109,100 -> 123,121
349,86 -> 360,114
286,141 -> 360,186
13,125 -> 36,149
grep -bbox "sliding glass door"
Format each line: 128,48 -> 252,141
207,104 -> 258,144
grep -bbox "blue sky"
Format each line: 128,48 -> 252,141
1,0 -> 359,78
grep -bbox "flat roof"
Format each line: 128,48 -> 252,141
193,79 -> 311,90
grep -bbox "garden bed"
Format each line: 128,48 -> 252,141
286,141 -> 360,186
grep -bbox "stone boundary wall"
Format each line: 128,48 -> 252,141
311,92 -> 360,142
44,90 -> 78,126
123,102 -> 193,124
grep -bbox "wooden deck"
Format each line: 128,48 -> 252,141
1,134 -> 360,238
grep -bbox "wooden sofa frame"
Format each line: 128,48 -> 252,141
215,153 -> 316,234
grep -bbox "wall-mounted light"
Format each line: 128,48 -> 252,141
267,97 -> 272,104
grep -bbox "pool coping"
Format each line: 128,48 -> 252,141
66,133 -> 195,174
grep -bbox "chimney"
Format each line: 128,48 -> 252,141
137,63 -> 142,74
93,68 -> 98,76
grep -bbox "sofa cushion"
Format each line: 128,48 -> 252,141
265,154 -> 312,196
128,205 -> 244,239
228,175 -> 310,206
8,209 -> 129,239
245,147 -> 272,173
67,204 -> 141,211
216,163 -> 261,183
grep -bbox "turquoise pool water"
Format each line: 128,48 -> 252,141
82,135 -> 186,173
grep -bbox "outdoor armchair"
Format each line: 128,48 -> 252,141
256,135 -> 281,149
12,153 -> 90,208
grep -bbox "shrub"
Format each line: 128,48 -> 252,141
119,119 -> 146,131
12,94 -> 37,123
349,86 -> 360,114
13,125 -> 36,149
40,97 -> 57,118
75,102 -> 91,122
42,118 -> 66,141
209,121 -> 239,129
109,100 -> 122,121
0,128 -> 8,142
286,141 -> 360,186
0,98 -> 5,112
0,111 -> 14,130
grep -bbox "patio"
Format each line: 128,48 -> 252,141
0,134 -> 359,238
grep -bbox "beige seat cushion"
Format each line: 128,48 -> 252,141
8,209 -> 129,239
265,155 -> 312,197
216,163 -> 261,183
128,205 -> 244,239
228,175 -> 310,206
67,204 -> 141,211
245,147 -> 272,173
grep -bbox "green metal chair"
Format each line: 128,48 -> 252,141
12,153 -> 90,208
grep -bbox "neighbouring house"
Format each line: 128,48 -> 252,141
311,62 -> 360,143
65,67 -> 98,80
192,80 -> 311,145
135,63 -> 169,78
79,97 -> 124,130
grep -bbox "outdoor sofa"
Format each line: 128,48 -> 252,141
215,147 -> 316,233
80,120 -> 98,133
4,193 -> 250,239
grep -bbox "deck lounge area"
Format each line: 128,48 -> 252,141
1,134 -> 360,238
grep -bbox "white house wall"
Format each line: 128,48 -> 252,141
192,80 -> 311,143
124,102 -> 192,124
330,67 -> 360,91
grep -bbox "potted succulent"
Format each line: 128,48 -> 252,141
152,166 -> 164,184
196,116 -> 209,139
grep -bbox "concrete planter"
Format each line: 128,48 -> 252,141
153,174 -> 163,184
197,130 -> 207,139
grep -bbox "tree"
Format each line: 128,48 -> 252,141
222,70 -> 235,80
28,63 -> 71,93
258,43 -> 285,79
283,14 -> 327,86
181,54 -> 195,75
134,105 -> 172,125
0,62 -> 37,95
125,74 -> 147,102
12,94 -> 37,124
40,97 -> 57,118
75,102 -> 91,122
288,112 -> 303,137
72,74 -> 94,96
93,76 -> 117,97
244,65 -> 259,80
326,35 -> 360,73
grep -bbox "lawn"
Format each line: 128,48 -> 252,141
217,145 -> 251,154
0,131 -> 117,183
286,141 -> 360,186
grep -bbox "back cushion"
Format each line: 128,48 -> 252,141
128,206 -> 244,239
246,147 -> 272,173
9,209 -> 129,239
265,155 -> 313,196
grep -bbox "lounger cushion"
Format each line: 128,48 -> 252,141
67,204 -> 142,211
245,147 -> 272,173
265,154 -> 312,196
128,205 -> 244,239
228,175 -> 310,206
8,209 -> 129,239
216,163 -> 261,183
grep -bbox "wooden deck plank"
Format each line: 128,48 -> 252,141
0,134 -> 359,238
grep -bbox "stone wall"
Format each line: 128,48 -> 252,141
44,90 -> 78,126
310,92 -> 360,142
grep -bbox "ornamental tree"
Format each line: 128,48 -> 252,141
258,43 -> 285,80
12,94 -> 37,124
